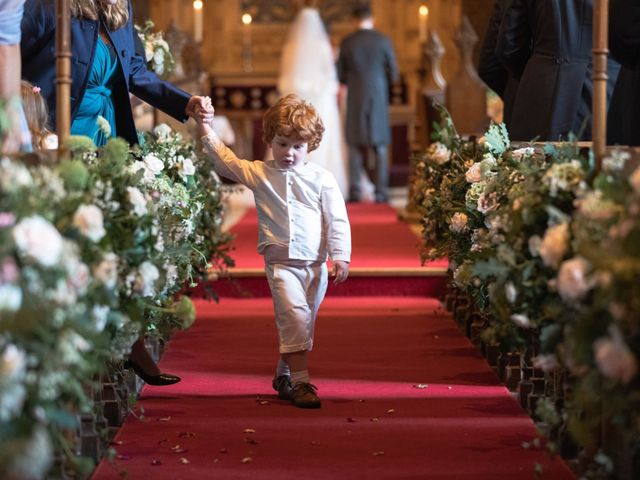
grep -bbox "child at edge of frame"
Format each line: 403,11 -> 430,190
196,93 -> 351,408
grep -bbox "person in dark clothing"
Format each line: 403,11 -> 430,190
337,4 -> 399,203
495,0 -> 619,142
477,0 -> 517,126
607,0 -> 640,146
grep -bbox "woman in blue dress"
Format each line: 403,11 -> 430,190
21,0 -> 213,147
21,0 -> 215,384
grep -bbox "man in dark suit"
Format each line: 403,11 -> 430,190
337,4 -> 399,203
478,0 -> 518,126
608,0 -> 640,146
495,0 -> 619,142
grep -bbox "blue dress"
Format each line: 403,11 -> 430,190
71,37 -> 118,146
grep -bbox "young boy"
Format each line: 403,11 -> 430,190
198,94 -> 351,408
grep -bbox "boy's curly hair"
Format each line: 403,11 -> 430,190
262,94 -> 324,152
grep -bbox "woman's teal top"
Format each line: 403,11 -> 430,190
71,37 -> 118,146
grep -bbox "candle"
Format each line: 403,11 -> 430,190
241,12 -> 252,48
241,13 -> 253,72
419,5 -> 429,43
193,0 -> 203,43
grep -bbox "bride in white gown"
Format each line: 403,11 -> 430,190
277,7 -> 374,200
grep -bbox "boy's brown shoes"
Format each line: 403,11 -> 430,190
291,382 -> 321,409
272,375 -> 293,400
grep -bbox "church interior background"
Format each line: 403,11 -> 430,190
132,0 -> 497,189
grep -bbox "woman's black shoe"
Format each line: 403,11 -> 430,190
123,361 -> 181,386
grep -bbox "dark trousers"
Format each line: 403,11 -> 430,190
348,145 -> 388,202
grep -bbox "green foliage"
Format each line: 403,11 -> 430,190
483,122 -> 511,156
57,159 -> 89,191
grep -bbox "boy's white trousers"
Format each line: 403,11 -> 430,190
265,260 -> 328,353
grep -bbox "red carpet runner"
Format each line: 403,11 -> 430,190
92,297 -> 574,479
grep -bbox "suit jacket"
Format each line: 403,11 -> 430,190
477,0 -> 518,126
337,28 -> 399,146
21,0 -> 191,145
496,0 -> 619,141
608,0 -> 640,146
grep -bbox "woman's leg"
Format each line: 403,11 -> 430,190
129,338 -> 161,376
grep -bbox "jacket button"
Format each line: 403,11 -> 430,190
121,50 -> 127,57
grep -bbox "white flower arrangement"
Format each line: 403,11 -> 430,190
0,117 -> 232,477
412,109 -> 640,476
136,21 -> 175,79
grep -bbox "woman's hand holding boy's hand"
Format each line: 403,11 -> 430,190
190,96 -> 216,137
332,261 -> 349,285
186,95 -> 215,124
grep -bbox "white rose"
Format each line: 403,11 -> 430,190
0,158 -> 33,190
1,344 -> 26,380
154,234 -> 164,252
557,256 -> 595,303
68,260 -> 90,296
178,157 -> 196,178
449,212 -> 469,233
144,43 -> 154,62
93,253 -> 119,289
505,282 -> 517,304
134,261 -> 160,297
73,204 -> 106,242
96,115 -> 111,137
153,123 -> 172,140
511,147 -> 535,162
130,160 -> 155,184
127,187 -> 148,217
58,331 -> 91,365
143,153 -> 164,176
510,313 -> 531,328
12,216 -> 64,267
163,264 -> 179,292
92,305 -> 110,332
465,163 -> 482,183
594,327 -> 638,384
154,63 -> 165,76
538,223 -> 570,268
427,142 -> 451,165
153,48 -> 164,66
0,284 -> 22,312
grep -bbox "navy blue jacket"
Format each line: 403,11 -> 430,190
21,0 -> 191,145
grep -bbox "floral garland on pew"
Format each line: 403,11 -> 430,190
135,21 -> 175,79
0,124 -> 232,478
411,108 -> 639,478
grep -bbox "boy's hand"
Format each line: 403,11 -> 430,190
186,95 -> 215,124
192,96 -> 215,137
331,261 -> 349,284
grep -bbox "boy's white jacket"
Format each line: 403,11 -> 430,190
203,133 -> 351,263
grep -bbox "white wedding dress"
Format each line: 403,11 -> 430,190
277,8 -> 374,200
